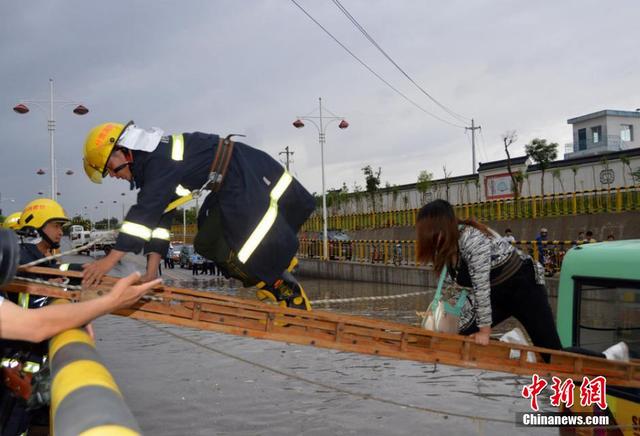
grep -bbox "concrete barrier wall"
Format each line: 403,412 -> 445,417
298,259 -> 560,296
297,259 -> 437,288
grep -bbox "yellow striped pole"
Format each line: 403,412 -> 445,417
50,307 -> 141,436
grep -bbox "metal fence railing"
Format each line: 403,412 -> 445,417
297,239 -> 597,276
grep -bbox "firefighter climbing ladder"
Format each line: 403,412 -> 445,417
5,265 -> 640,389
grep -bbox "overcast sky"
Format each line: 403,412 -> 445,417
1,0 -> 638,220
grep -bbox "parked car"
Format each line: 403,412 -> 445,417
305,230 -> 352,260
179,245 -> 195,268
170,244 -> 183,262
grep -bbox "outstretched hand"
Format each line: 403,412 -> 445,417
107,271 -> 162,310
82,257 -> 116,287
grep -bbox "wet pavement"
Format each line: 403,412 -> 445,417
62,248 -> 555,435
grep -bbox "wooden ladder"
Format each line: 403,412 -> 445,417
5,266 -> 639,388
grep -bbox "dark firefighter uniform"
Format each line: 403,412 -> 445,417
117,132 -> 315,287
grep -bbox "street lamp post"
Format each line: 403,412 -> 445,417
293,97 -> 349,260
183,208 -> 187,244
13,78 -> 88,199
120,193 -> 126,222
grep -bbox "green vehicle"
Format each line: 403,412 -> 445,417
555,240 -> 639,429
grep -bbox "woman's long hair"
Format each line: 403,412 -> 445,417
416,199 -> 490,273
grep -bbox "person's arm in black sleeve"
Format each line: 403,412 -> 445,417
141,209 -> 176,281
83,154 -> 181,286
144,209 -> 176,256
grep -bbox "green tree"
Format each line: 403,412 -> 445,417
416,170 -> 433,204
362,165 -> 382,212
172,207 -> 198,225
570,166 -> 578,192
442,165 -> 452,202
391,185 -> 400,210
69,214 -> 92,231
552,169 -> 565,194
620,156 -> 630,187
352,183 -> 363,213
502,130 -> 521,201
524,138 -> 558,198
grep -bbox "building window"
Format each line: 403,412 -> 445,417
621,124 -> 633,142
578,128 -> 587,150
591,126 -> 601,144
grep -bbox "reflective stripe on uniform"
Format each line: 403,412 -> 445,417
1,358 -> 41,373
175,184 -> 191,196
238,171 -> 293,263
171,134 -> 184,161
59,263 -> 70,271
151,228 -> 171,241
18,292 -> 29,308
120,221 -> 152,241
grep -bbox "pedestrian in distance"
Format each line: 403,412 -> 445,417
503,228 -> 516,243
535,227 -> 548,263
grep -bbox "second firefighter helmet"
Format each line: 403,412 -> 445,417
19,198 -> 69,231
83,121 -> 132,184
2,212 -> 22,230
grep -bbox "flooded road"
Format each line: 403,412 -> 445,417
63,248 -> 555,435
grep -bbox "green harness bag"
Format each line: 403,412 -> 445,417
421,266 -> 468,334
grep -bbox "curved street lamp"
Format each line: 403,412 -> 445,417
293,97 -> 349,260
13,79 -> 88,199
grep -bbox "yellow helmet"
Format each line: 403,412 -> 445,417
83,121 -> 131,184
2,212 -> 22,230
19,199 -> 69,230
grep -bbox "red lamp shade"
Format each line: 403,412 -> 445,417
73,105 -> 89,115
36,169 -> 46,175
293,119 -> 304,128
13,104 -> 29,114
338,119 -> 349,129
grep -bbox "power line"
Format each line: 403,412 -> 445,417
330,0 -> 470,124
290,0 -> 466,129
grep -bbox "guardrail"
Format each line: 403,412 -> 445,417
301,185 -> 640,232
49,306 -> 141,436
297,238 -> 596,275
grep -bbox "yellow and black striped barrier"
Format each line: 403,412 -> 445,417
49,312 -> 141,436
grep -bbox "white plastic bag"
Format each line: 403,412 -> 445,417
499,327 -> 536,363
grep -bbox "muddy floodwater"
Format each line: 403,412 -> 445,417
70,250 -> 557,435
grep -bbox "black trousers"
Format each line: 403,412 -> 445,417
460,259 -> 562,353
194,201 -> 262,287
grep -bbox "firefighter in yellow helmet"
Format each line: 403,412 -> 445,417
1,199 -> 74,435
81,121 -> 314,310
2,212 -> 22,230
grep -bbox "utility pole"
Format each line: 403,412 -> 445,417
279,146 -> 294,171
465,118 -> 481,174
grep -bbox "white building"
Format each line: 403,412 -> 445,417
565,109 -> 640,159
